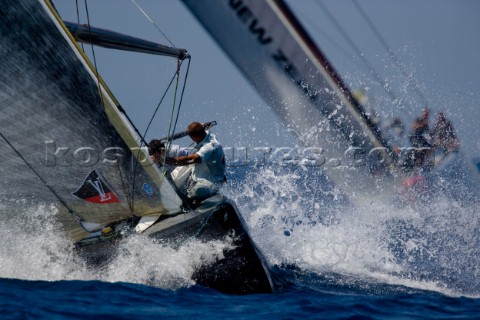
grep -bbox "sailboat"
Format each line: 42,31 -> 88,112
182,0 -> 480,204
0,0 -> 273,294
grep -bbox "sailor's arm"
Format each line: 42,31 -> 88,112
165,153 -> 200,166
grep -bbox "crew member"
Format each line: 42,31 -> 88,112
165,122 -> 226,202
404,108 -> 433,170
148,139 -> 191,166
431,112 -> 459,158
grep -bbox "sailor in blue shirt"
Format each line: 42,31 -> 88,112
165,122 -> 226,202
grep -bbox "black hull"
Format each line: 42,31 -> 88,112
145,200 -> 274,294
189,201 -> 273,294
75,198 -> 274,294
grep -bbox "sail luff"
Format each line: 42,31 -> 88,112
268,0 -> 393,163
269,0 -> 391,154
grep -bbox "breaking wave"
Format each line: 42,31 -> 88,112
224,164 -> 480,297
0,161 -> 478,297
0,200 -> 233,291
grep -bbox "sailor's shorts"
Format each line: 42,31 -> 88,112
187,178 -> 219,200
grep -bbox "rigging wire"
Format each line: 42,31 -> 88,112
313,1 -> 401,105
131,60 -> 182,182
141,66 -> 182,141
295,11 -> 359,69
129,54 -> 192,212
162,57 -> 192,165
351,0 -> 429,107
129,0 -> 176,47
128,0 -> 194,172
74,0 -> 84,51
171,57 -> 191,139
0,133 -> 80,223
127,0 -> 192,144
129,61 -> 186,213
162,62 -> 183,170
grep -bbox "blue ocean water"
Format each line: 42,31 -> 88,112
1,165 -> 479,319
1,277 -> 479,319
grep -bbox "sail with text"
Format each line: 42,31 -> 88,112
0,0 -> 185,242
182,0 -> 397,199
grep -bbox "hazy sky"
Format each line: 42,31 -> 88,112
53,0 -> 480,161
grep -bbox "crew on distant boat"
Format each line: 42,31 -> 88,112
401,108 -> 460,171
399,109 -> 461,203
403,107 -> 433,171
164,122 -> 226,203
431,112 -> 459,163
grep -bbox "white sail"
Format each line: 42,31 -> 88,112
182,0 -> 480,204
182,0 -> 397,201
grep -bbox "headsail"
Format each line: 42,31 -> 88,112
182,0 -> 397,199
0,0 -> 183,241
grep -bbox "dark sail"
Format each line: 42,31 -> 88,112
0,0 -> 182,241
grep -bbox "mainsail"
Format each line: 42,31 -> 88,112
0,0 -> 184,241
182,0 -> 397,199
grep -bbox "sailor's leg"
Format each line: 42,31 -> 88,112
187,179 -> 217,200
